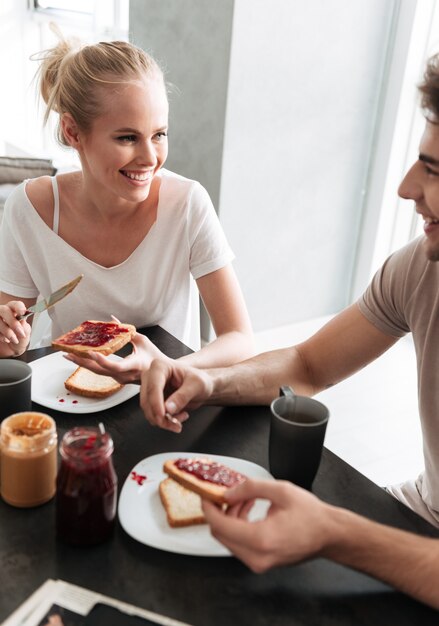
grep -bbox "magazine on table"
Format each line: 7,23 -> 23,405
3,579 -> 192,626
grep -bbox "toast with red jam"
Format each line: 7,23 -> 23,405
163,457 -> 247,504
52,320 -> 136,356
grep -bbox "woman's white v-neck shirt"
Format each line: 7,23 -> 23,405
0,169 -> 234,349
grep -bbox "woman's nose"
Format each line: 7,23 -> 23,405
136,140 -> 156,166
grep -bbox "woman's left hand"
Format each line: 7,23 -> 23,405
63,332 -> 170,384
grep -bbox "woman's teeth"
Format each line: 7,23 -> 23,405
121,170 -> 149,181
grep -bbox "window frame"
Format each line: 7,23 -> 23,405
28,0 -> 129,39
350,0 -> 438,300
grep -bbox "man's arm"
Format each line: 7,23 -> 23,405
325,507 -> 439,609
202,480 -> 439,610
209,304 -> 399,403
140,304 -> 398,428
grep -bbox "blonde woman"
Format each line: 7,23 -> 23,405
0,36 -> 254,379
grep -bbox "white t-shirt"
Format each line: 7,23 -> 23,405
0,169 -> 234,350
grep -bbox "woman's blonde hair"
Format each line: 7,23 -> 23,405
36,29 -> 164,146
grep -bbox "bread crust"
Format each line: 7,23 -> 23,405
163,458 -> 246,505
52,320 -> 136,356
159,478 -> 206,528
64,366 -> 123,399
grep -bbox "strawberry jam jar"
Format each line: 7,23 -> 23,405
56,427 -> 117,546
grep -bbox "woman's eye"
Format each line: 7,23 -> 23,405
117,135 -> 137,143
155,131 -> 168,140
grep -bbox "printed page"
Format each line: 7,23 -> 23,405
2,579 -> 192,626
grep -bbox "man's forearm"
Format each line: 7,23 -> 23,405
206,346 -> 315,406
323,507 -> 439,609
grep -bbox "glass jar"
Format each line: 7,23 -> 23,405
0,412 -> 57,507
56,426 -> 118,546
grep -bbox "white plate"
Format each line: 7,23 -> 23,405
118,451 -> 274,557
29,351 -> 139,414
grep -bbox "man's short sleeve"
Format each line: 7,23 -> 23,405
357,240 -> 424,338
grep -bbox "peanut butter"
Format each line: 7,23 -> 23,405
1,412 -> 57,508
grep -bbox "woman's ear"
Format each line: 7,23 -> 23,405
61,113 -> 81,149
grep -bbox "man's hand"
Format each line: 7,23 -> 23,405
140,359 -> 215,433
202,479 -> 333,572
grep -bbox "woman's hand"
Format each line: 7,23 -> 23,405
0,301 -> 32,357
63,332 -> 171,384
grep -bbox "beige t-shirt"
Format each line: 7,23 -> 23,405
358,236 -> 439,526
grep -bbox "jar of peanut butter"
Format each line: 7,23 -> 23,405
0,412 -> 57,507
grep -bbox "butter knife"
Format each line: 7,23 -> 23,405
17,274 -> 83,320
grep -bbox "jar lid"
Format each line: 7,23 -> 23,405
1,412 -> 57,452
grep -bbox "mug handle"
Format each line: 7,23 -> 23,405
280,385 -> 296,398
279,385 -> 297,411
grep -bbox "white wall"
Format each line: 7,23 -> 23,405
130,0 -> 396,333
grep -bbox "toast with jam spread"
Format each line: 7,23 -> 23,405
52,320 -> 136,356
163,457 -> 247,504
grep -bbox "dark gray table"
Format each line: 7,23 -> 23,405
1,326 -> 438,625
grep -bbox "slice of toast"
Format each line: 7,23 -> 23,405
163,457 -> 246,504
52,320 -> 136,356
159,478 -> 206,528
64,366 -> 124,399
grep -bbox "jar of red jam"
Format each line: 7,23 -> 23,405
56,427 -> 117,546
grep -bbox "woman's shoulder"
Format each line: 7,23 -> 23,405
159,168 -> 210,205
160,168 -> 203,192
25,174 -> 53,199
25,175 -> 55,224
25,171 -> 79,226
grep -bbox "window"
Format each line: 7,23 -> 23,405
21,0 -> 130,167
30,0 -> 129,39
33,0 -> 94,14
351,0 -> 439,299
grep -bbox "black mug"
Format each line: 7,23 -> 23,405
0,360 -> 32,421
269,386 -> 329,490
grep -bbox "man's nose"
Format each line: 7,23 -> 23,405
398,162 -> 422,201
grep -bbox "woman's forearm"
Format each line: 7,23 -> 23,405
178,330 -> 255,369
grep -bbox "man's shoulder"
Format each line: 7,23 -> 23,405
386,236 -> 426,272
393,235 -> 423,257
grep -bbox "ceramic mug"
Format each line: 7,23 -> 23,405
269,386 -> 329,489
0,360 -> 32,422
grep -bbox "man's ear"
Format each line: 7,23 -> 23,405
61,113 -> 81,149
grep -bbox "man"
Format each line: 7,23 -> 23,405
139,53 -> 439,608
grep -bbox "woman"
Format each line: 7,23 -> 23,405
0,36 -> 254,381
